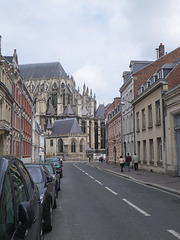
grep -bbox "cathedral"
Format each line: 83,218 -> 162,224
19,62 -> 105,160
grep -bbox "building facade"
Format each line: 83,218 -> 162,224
105,98 -> 122,164
0,48 -> 33,161
133,46 -> 180,175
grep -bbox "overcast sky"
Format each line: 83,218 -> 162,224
1,0 -> 180,106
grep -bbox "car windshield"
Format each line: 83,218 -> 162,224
45,165 -> 54,174
26,167 -> 43,183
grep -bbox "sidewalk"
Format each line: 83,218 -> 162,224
87,161 -> 180,196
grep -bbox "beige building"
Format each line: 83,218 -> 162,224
0,56 -> 13,155
133,80 -> 168,173
164,85 -> 180,176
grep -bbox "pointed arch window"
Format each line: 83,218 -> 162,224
71,140 -> 76,152
52,92 -> 57,107
58,139 -> 63,153
82,120 -> 86,133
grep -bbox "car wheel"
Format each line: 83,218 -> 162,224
45,201 -> 53,232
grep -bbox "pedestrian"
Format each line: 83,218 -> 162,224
126,153 -> 132,172
132,153 -> 138,171
119,155 -> 125,172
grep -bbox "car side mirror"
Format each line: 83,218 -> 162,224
46,175 -> 53,183
19,201 -> 34,229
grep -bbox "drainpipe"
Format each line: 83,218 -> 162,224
19,78 -> 23,159
10,65 -> 14,155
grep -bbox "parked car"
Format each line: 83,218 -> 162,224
25,164 -> 56,232
43,162 -> 61,196
0,156 -> 43,240
45,158 -> 63,178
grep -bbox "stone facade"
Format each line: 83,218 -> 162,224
19,62 -> 105,160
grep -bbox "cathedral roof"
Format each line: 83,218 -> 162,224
46,119 -> 52,129
51,118 -> 83,135
63,104 -> 74,115
19,62 -> 67,79
95,104 -> 105,118
47,104 -> 56,115
82,106 -> 88,116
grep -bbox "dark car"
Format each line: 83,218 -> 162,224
43,163 -> 61,196
45,158 -> 63,178
25,164 -> 57,232
0,156 -> 43,240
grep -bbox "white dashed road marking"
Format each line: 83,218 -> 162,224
167,230 -> 180,239
105,187 -> 118,195
95,180 -> 103,185
122,199 -> 151,217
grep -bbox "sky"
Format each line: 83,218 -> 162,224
1,0 -> 180,106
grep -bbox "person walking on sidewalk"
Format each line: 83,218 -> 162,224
132,153 -> 138,171
119,156 -> 125,172
126,153 -> 132,172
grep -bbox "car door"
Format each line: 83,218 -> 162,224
9,160 -> 38,240
16,160 -> 42,239
0,170 -> 15,240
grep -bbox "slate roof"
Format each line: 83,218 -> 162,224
19,62 -> 67,79
95,104 -> 105,118
47,104 -> 56,115
63,104 -> 74,115
51,118 -> 83,135
46,119 -> 52,129
82,106 -> 88,116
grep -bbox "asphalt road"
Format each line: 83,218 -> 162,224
44,162 -> 180,240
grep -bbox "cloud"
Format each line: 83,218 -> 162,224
1,0 -> 180,106
74,64 -> 106,92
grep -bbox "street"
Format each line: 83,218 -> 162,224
44,162 -> 180,240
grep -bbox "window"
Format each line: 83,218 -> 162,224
136,112 -> 140,131
0,173 -> 15,239
80,139 -> 83,152
157,138 -> 162,162
101,122 -> 105,149
148,105 -> 153,127
143,140 -> 147,162
142,108 -> 146,130
52,92 -> 57,107
71,140 -> 76,152
58,139 -> 63,153
81,120 -> 86,133
16,161 -> 34,198
149,139 -> 154,162
156,100 -> 161,125
10,162 -> 28,211
137,141 -> 141,161
50,140 -> 53,147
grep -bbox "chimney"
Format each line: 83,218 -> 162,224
159,43 -> 165,58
